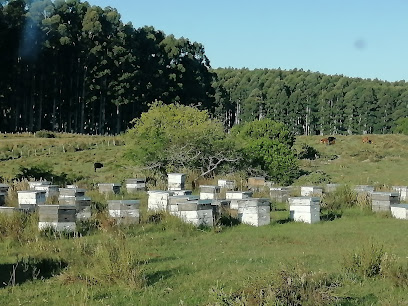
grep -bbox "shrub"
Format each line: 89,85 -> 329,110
35,130 -> 56,138
321,185 -> 357,213
297,144 -> 320,160
343,243 -> 386,278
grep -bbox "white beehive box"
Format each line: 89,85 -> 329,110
270,187 -> 290,203
0,184 -> 9,194
289,197 -> 320,224
172,190 -> 193,196
199,185 -> 220,200
325,184 -> 342,193
108,200 -> 140,224
38,205 -> 76,232
34,184 -> 59,198
390,204 -> 408,220
392,186 -> 408,201
237,198 -> 270,227
218,179 -> 235,190
175,201 -> 214,227
371,192 -> 399,212
300,186 -> 323,197
125,178 -> 146,193
28,181 -> 51,190
168,195 -> 199,212
18,190 -> 46,211
58,196 -> 92,220
226,191 -> 253,209
167,173 -> 186,191
98,183 -> 121,194
148,190 -> 174,211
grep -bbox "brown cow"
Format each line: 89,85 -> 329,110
362,136 -> 372,144
320,138 -> 329,144
321,137 -> 336,145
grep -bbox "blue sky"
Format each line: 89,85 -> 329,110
88,0 -> 408,82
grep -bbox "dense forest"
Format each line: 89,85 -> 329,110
1,0 -> 407,135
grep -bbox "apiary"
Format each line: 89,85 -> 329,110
38,205 -> 76,232
107,200 -> 140,224
167,173 -> 186,191
289,197 -> 320,224
237,198 -> 270,227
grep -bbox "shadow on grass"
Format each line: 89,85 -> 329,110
145,268 -> 178,286
0,257 -> 68,288
340,293 -> 378,305
275,217 -> 292,224
320,211 -> 343,221
218,215 -> 240,227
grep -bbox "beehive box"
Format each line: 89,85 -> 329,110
0,207 -> 19,215
66,184 -> 78,189
98,183 -> 121,194
300,186 -> 323,197
354,185 -> 375,194
270,187 -> 290,203
18,191 -> 46,211
211,199 -> 231,220
168,195 -> 199,212
226,191 -> 253,209
38,205 -> 76,232
34,185 -> 59,198
107,200 -> 140,224
199,185 -> 221,200
167,173 -> 186,191
58,196 -> 92,220
390,204 -> 408,220
218,179 -> 236,190
0,184 -> 9,194
125,178 -> 146,193
289,197 -> 320,224
172,190 -> 193,196
392,186 -> 408,201
237,198 -> 270,227
325,184 -> 342,193
0,192 -> 6,206
371,192 -> 399,212
28,181 -> 51,190
59,188 -> 86,198
247,177 -> 265,187
147,190 -> 174,211
175,201 -> 214,227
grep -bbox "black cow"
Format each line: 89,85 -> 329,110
327,136 -> 336,145
94,162 -> 104,172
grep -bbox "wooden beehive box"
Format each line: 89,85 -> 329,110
217,179 -> 236,190
18,190 -> 46,211
167,173 -> 186,191
390,204 -> 408,220
199,185 -> 221,200
0,184 -> 9,194
59,188 -> 86,198
98,183 -> 121,194
107,200 -> 140,224
237,198 -> 270,227
392,186 -> 408,201
354,185 -> 375,194
34,184 -> 59,198
0,192 -> 6,206
289,197 -> 320,224
270,187 -> 290,203
38,205 -> 76,232
147,190 -> 174,211
125,178 -> 146,193
300,186 -> 323,197
371,192 -> 399,212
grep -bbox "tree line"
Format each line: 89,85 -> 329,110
0,0 -> 214,134
1,1 -> 408,135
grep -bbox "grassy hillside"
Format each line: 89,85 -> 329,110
1,133 -> 408,305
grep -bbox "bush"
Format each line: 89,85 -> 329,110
297,144 -> 320,160
35,130 -> 56,138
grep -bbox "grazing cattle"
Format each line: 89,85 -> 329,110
94,162 -> 104,172
320,137 -> 336,145
362,136 -> 372,144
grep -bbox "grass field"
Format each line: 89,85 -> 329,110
1,133 -> 408,305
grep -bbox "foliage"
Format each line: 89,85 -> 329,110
296,143 -> 320,160
393,117 -> 408,135
231,119 -> 300,184
125,102 -> 239,178
321,185 -> 357,212
35,130 -> 56,138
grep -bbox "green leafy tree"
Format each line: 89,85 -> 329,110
231,119 -> 300,185
393,117 -> 408,135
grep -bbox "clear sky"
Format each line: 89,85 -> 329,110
88,0 -> 408,82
